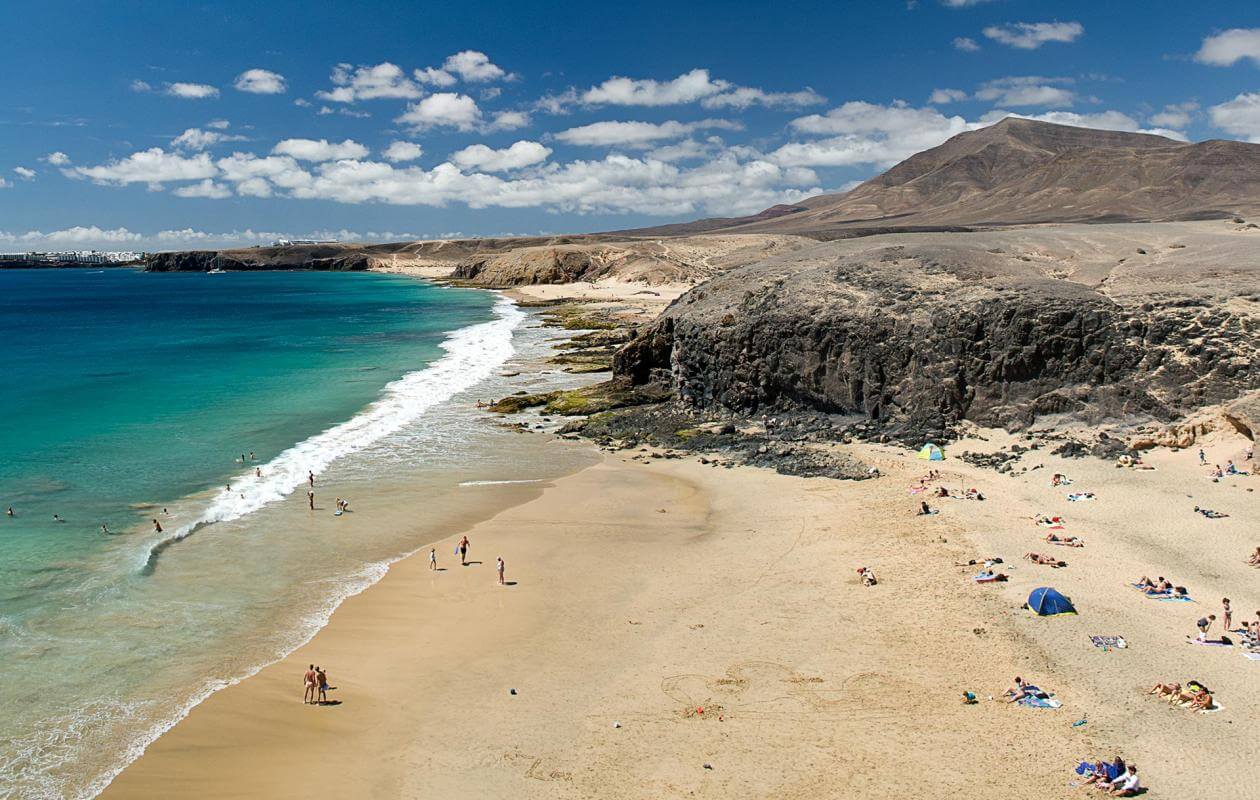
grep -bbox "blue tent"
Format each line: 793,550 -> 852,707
1028,587 -> 1076,616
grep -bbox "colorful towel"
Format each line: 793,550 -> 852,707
1066,493 -> 1095,502
1151,594 -> 1193,602
1090,635 -> 1126,650
1018,695 -> 1062,709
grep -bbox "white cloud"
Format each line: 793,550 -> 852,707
1196,28 -> 1260,67
974,76 -> 1075,107
0,177 -> 9,189
1209,92 -> 1260,142
130,80 -> 153,92
70,148 -> 218,185
207,119 -> 231,129
488,110 -> 531,131
929,88 -> 969,104
953,37 -> 980,52
13,166 -> 36,180
43,152 -> 70,166
554,119 -> 741,147
980,109 -> 1143,132
534,89 -> 578,115
442,50 -> 509,82
983,21 -> 1083,50
395,93 -> 482,131
1149,102 -> 1198,129
646,139 -> 714,162
582,69 -> 728,106
776,102 -> 981,167
166,82 -> 220,99
941,0 -> 996,6
701,86 -> 825,110
216,153 -> 312,190
414,66 -> 457,86
450,141 -> 552,172
233,68 -> 287,94
294,98 -> 312,107
171,127 -> 247,150
173,179 -> 233,199
382,141 -> 424,162
317,62 -> 422,102
272,138 -> 370,161
235,177 -> 273,197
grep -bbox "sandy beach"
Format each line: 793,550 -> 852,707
99,414 -> 1259,799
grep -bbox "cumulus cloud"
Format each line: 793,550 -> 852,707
382,141 -> 424,162
1196,28 -> 1260,67
442,50 -> 509,82
534,89 -> 578,115
233,68 -> 287,94
207,119 -> 231,129
979,109 -> 1161,135
171,127 -> 247,150
317,62 -> 422,102
69,148 -> 217,185
13,166 -> 36,180
130,80 -> 153,92
953,37 -> 980,52
272,138 -> 370,161
701,87 -> 825,110
983,21 -> 1083,50
554,119 -> 742,147
450,141 -> 552,172
173,179 -> 233,198
395,93 -> 482,131
1149,102 -> 1198,129
582,68 -> 727,106
414,66 -> 458,87
0,177 -> 9,189
487,110 -> 531,131
973,76 -> 1075,107
43,152 -> 70,166
166,82 -> 220,99
1208,92 -> 1260,142
929,88 -> 969,104
775,102 -> 981,167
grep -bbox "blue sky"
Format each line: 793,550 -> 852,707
3,0 -> 1260,250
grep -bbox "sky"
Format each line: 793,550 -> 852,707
3,0 -> 1260,251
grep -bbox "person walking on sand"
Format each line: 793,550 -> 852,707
303,664 -> 317,704
316,666 -> 328,704
152,518 -> 162,533
308,471 -> 315,488
497,556 -> 505,585
458,535 -> 470,566
308,490 -> 315,510
429,548 -> 437,570
1198,448 -> 1206,465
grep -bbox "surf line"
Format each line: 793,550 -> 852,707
141,295 -> 523,574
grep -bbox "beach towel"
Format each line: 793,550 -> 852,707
1090,635 -> 1126,650
1035,516 -> 1067,527
908,486 -> 926,494
1066,493 -> 1095,502
1187,638 -> 1233,647
974,573 -> 1005,583
1152,594 -> 1194,602
1018,695 -> 1061,709
1241,652 -> 1260,661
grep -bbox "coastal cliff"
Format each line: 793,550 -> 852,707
614,232 -> 1260,442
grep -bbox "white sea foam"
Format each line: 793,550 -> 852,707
458,479 -> 546,487
141,295 -> 523,571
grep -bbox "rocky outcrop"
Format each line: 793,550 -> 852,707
614,238 -> 1260,442
145,248 -> 373,272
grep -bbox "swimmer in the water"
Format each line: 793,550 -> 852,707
153,518 -> 163,533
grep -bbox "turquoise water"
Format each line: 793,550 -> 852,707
0,268 -> 535,798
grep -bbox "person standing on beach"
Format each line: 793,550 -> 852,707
429,548 -> 437,570
458,535 -> 470,566
303,664 -> 317,704
1222,599 -> 1232,632
308,490 -> 315,510
316,667 -> 328,704
496,556 -> 505,585
308,471 -> 315,488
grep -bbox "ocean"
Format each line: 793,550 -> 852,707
0,268 -> 597,798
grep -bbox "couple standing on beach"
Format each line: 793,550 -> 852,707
303,664 -> 329,705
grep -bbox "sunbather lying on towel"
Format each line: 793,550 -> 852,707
1135,576 -> 1174,594
1024,552 -> 1067,567
954,556 -> 1003,567
1046,533 -> 1084,547
1050,473 -> 1071,487
1148,682 -> 1181,698
1004,676 -> 1048,703
1194,506 -> 1229,519
974,570 -> 1008,582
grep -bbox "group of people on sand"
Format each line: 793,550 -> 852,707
1078,757 -> 1142,796
302,664 -> 331,705
1134,575 -> 1187,598
1148,680 -> 1215,711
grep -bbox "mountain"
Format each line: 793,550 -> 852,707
658,118 -> 1260,238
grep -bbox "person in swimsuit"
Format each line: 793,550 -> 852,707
308,471 -> 315,488
1222,598 -> 1233,631
459,535 -> 470,566
497,556 -> 505,585
255,467 -> 262,478
308,490 -> 315,510
429,548 -> 437,570
153,518 -> 162,533
303,664 -> 317,704
316,667 -> 328,704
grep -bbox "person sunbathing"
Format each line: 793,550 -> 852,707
1195,506 -> 1229,518
1248,546 -> 1260,566
1137,576 -> 1173,594
1185,689 -> 1214,711
856,567 -> 877,586
955,556 -> 1003,566
1104,765 -> 1141,797
974,570 -> 1008,582
917,501 -> 934,515
1046,533 -> 1084,547
1147,681 -> 1180,698
1024,553 -> 1067,567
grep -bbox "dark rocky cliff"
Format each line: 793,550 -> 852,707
145,248 -> 373,272
614,239 -> 1260,441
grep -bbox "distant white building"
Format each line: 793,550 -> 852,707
271,238 -> 340,247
